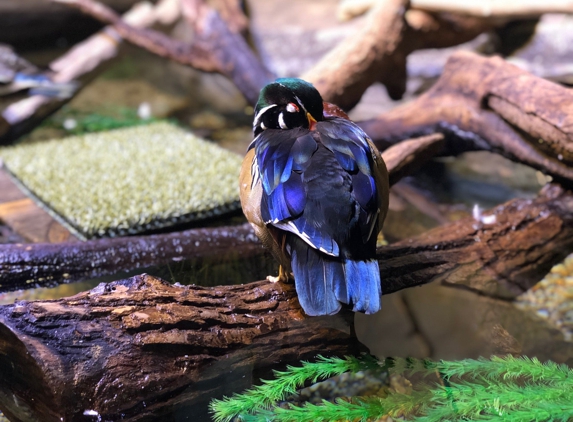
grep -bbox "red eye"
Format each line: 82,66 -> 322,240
286,103 -> 299,113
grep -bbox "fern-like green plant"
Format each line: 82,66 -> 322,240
210,355 -> 573,422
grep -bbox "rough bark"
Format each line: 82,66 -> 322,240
380,183 -> 573,298
1,184 -> 573,420
359,51 -> 573,186
0,274 -> 361,421
0,134 -> 444,292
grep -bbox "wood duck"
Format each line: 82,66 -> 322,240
239,78 -> 389,316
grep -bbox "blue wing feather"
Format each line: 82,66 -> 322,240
333,150 -> 357,172
251,118 -> 382,316
289,235 -> 381,316
283,173 -> 306,216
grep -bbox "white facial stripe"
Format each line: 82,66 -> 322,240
253,104 -> 277,126
278,112 -> 288,129
293,94 -> 308,114
260,121 -> 267,130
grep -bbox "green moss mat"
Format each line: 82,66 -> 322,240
0,122 -> 243,239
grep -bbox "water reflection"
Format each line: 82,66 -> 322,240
357,282 -> 573,366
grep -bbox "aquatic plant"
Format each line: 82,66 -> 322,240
42,106 -> 169,134
210,354 -> 573,422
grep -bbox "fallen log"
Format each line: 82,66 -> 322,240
0,274 -> 361,421
359,51 -> 573,186
381,183 -> 573,298
1,183 -> 572,420
0,134 -> 444,292
0,223 -> 263,291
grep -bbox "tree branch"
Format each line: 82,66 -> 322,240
52,0 -> 273,105
360,51 -> 573,186
0,274 -> 361,421
412,0 -> 573,19
304,6 -> 494,109
0,0 -> 178,144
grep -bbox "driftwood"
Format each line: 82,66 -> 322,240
2,2 -> 573,420
381,183 -> 573,298
56,0 -> 500,111
0,0 -> 179,144
302,0 -> 409,107
1,183 -> 573,420
338,0 -> 569,21
412,0 -> 573,19
0,223 -> 262,291
0,0 -> 544,140
0,134 -> 444,292
304,7 -> 494,109
0,274 -> 361,421
360,51 -> 573,186
52,0 -> 273,106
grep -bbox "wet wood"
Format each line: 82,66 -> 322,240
380,183 -> 573,298
0,274 -> 361,421
359,51 -> 573,186
0,170 -> 76,243
0,223 -> 262,291
1,184 -> 572,420
0,134 -> 443,292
